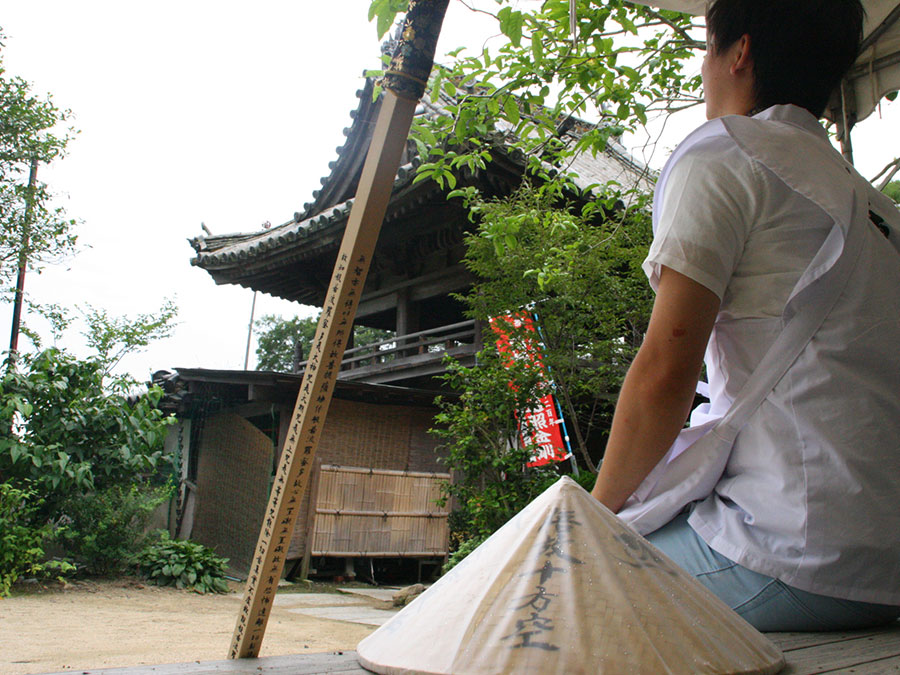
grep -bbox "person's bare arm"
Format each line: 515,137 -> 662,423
591,266 -> 720,513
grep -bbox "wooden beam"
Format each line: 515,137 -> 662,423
228,0 -> 448,659
355,264 -> 471,317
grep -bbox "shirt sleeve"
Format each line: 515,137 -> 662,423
644,135 -> 763,299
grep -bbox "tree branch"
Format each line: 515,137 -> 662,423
639,7 -> 706,48
872,156 -> 900,189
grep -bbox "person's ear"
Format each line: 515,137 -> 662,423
730,33 -> 753,75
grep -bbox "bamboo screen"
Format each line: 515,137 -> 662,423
310,465 -> 450,557
193,412 -> 273,575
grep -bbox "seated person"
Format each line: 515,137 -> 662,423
592,0 -> 900,631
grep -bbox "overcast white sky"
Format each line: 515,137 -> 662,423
2,2 -> 898,382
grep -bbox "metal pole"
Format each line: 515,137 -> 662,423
8,157 -> 40,369
839,79 -> 855,165
243,291 -> 257,370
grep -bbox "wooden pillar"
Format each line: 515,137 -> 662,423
291,340 -> 304,373
474,318 -> 485,351
345,327 -> 356,370
299,459 -> 323,581
396,287 -> 420,354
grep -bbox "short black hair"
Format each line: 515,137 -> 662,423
706,0 -> 864,117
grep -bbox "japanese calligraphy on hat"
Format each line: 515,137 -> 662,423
357,477 -> 784,674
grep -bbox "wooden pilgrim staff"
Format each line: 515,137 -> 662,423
228,0 -> 450,659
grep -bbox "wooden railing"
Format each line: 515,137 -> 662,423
298,319 -> 478,383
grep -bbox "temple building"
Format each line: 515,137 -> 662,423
170,74 -> 653,578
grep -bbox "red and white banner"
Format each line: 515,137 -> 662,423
490,313 -> 571,468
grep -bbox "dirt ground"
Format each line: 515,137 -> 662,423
0,578 -> 380,675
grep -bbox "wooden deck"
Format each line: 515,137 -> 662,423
771,623 -> 900,673
41,622 -> 900,674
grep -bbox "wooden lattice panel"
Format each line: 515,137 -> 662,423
310,465 -> 450,557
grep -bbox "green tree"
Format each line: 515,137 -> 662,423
365,4 -> 670,549
12,297 -> 178,381
254,314 -> 319,371
0,31 -> 180,585
255,313 -> 394,372
454,182 -> 653,468
431,183 -> 653,555
0,28 -> 77,288
369,1 -> 703,194
0,481 -> 74,595
59,481 -> 172,576
80,299 -> 178,376
0,482 -> 51,595
883,180 -> 900,204
0,296 -> 180,582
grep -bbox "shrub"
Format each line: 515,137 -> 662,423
571,470 -> 598,493
0,348 -> 175,522
60,482 -> 173,576
139,532 -> 230,594
441,534 -> 489,575
0,482 -> 57,596
433,349 -> 561,539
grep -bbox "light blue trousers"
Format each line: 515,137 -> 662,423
645,512 -> 900,632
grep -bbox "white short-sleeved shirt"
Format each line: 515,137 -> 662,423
644,105 -> 900,605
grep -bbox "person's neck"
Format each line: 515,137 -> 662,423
707,95 -> 756,120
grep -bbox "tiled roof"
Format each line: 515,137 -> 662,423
190,160 -> 427,269
189,75 -> 657,291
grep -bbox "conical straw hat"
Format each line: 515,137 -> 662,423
357,476 -> 784,674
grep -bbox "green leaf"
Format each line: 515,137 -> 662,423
412,170 -> 433,185
503,96 -> 520,126
531,32 -> 543,65
497,7 -> 524,47
370,0 -> 406,39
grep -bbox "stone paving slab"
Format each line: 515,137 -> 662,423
273,592 -> 369,607
286,605 -> 399,626
337,587 -> 399,603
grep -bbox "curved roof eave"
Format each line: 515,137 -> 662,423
191,159 -> 432,272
